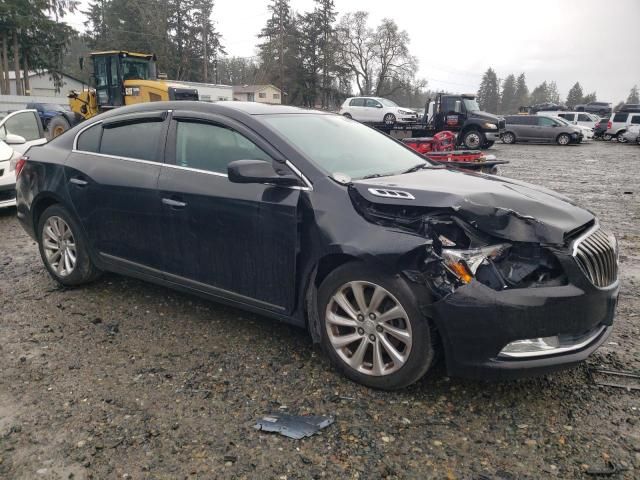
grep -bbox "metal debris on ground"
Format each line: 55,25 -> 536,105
254,413 -> 335,439
589,368 -> 640,391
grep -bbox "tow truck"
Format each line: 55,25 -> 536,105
372,93 -> 505,149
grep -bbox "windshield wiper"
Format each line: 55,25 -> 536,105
400,163 -> 429,175
361,173 -> 389,179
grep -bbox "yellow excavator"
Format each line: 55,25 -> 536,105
48,51 -> 199,137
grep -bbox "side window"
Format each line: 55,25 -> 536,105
613,113 -> 627,122
537,116 -> 556,126
4,111 -> 41,141
506,116 -> 520,125
76,124 -> 102,152
524,116 -> 537,125
578,114 -> 591,122
441,96 -> 457,113
365,99 -> 381,108
350,98 -> 365,107
100,120 -> 164,161
630,115 -> 640,125
559,113 -> 573,121
175,121 -> 272,174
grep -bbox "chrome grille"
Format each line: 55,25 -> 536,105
573,228 -> 618,287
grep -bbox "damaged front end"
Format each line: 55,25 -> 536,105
348,185 -> 618,379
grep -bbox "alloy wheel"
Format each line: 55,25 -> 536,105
464,132 -> 482,148
42,216 -> 77,277
558,134 -> 570,145
384,114 -> 396,125
325,281 -> 412,376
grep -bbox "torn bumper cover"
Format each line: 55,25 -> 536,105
427,254 -> 618,379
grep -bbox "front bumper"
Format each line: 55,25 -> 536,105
430,252 -> 618,379
485,131 -> 501,142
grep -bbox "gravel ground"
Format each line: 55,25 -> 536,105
1,140 -> 639,480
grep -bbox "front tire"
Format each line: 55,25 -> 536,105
38,204 -> 101,286
318,263 -> 434,390
481,140 -> 494,149
616,132 -> 627,143
501,131 -> 516,144
556,133 -> 571,145
462,129 -> 485,149
383,113 -> 396,126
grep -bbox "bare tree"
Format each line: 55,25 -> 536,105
336,11 -> 375,95
372,19 -> 416,96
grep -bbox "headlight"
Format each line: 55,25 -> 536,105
441,244 -> 510,284
483,122 -> 498,130
399,110 -> 414,115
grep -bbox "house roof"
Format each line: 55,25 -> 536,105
232,84 -> 281,94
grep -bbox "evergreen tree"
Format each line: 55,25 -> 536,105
529,81 -> 549,105
514,73 -> 529,109
627,85 -> 639,104
547,81 -> 560,104
566,82 -> 584,108
582,92 -> 597,103
499,74 -> 517,114
476,67 -> 499,113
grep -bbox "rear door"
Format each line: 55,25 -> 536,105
157,112 -> 301,313
65,111 -> 168,270
348,98 -> 366,121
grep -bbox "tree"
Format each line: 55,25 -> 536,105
514,73 -> 529,109
499,74 -> 517,114
566,82 -> 584,109
582,92 -> 597,104
371,18 -> 416,96
314,0 -> 338,107
529,81 -> 549,105
628,85 -> 639,104
476,67 -> 499,113
336,11 -> 376,95
547,81 -> 560,104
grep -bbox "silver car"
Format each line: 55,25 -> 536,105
622,124 -> 640,144
502,115 -> 583,145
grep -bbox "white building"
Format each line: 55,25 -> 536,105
233,85 -> 282,104
171,81 -> 233,102
5,70 -> 85,97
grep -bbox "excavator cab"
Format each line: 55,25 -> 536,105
90,51 -> 157,109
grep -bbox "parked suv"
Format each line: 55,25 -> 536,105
575,102 -> 612,116
502,115 -> 583,145
339,97 -> 418,125
605,112 -> 640,142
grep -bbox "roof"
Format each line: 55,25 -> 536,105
233,84 -> 281,94
90,51 -> 156,60
5,70 -> 84,83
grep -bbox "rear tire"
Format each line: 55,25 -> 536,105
37,204 -> 101,286
318,262 -> 434,390
48,116 -> 71,139
616,132 -> 627,143
343,113 -> 352,119
603,134 -> 612,141
556,133 -> 571,145
501,132 -> 516,144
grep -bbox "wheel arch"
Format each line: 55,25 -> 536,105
31,193 -> 64,238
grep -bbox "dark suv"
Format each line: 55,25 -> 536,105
502,115 -> 583,145
15,101 -> 618,389
575,102 -> 612,116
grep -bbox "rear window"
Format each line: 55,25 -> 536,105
559,113 -> 575,121
100,120 -> 163,161
349,98 -> 365,107
613,113 -> 628,122
630,115 -> 640,125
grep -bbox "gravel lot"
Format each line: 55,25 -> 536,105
1,140 -> 639,480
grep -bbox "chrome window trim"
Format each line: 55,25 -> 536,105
72,116 -> 313,191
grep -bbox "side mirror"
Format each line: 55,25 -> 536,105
454,100 -> 462,113
228,160 -> 300,187
376,104 -> 383,108
5,133 -> 26,145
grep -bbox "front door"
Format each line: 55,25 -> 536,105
65,111 -> 168,270
158,113 -> 301,313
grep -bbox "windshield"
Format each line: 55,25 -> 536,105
263,114 -> 429,179
379,98 -> 398,107
463,99 -> 480,111
554,117 -> 570,125
121,57 -> 152,80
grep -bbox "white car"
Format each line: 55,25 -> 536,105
553,116 -> 594,141
0,110 -> 47,208
606,111 -> 640,142
539,111 -> 599,129
339,97 -> 418,125
622,124 -> 640,144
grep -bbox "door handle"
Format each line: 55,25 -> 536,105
69,177 -> 88,187
162,197 -> 187,209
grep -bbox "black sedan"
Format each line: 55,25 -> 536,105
15,101 -> 619,389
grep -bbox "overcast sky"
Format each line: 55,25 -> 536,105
63,0 -> 640,103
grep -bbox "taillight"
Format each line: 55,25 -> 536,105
607,121 -> 612,129
15,156 -> 27,178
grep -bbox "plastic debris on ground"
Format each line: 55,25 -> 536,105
254,413 -> 335,439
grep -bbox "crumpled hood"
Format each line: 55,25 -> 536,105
351,168 -> 594,244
